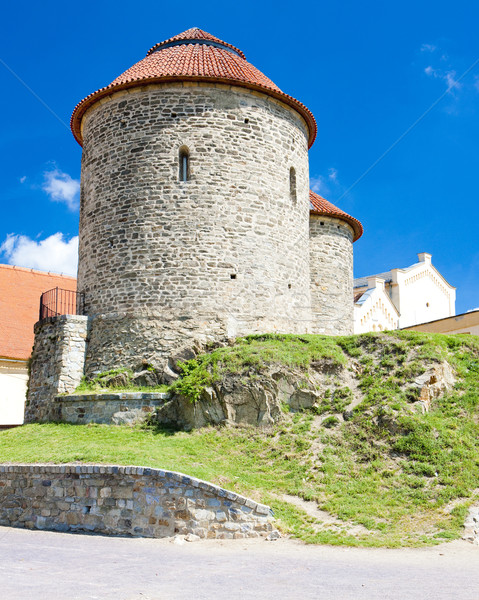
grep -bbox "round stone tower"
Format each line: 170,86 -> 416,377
309,190 -> 363,334
71,28 -> 318,374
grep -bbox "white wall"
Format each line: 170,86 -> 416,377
0,361 -> 27,425
392,254 -> 455,328
354,253 -> 456,333
354,277 -> 399,334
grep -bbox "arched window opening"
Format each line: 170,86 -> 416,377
289,167 -> 297,204
179,146 -> 190,182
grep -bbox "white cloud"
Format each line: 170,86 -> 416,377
19,176 -> 26,184
0,233 -> 78,277
424,66 -> 462,91
310,168 -> 340,197
444,70 -> 461,90
474,76 -> 479,92
310,176 -> 328,195
42,169 -> 80,211
328,168 -> 338,183
421,43 -> 437,53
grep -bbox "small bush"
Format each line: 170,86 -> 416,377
322,416 -> 339,428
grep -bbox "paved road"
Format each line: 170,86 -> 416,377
1,526 -> 478,599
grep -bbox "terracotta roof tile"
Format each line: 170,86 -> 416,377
71,28 -> 316,148
309,190 -> 363,242
147,27 -> 246,59
0,265 -> 77,361
110,44 -> 280,91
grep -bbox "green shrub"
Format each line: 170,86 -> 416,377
322,416 -> 339,428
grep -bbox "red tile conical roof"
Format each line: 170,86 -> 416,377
309,190 -> 363,242
146,27 -> 247,59
71,28 -> 316,148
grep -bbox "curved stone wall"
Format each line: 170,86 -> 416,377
0,464 -> 273,540
78,83 -> 312,374
309,216 -> 354,335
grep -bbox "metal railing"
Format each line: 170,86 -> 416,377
39,287 -> 85,320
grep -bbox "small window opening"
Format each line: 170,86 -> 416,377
288,283 -> 292,289
244,118 -> 249,124
171,112 -> 177,118
320,221 -> 324,226
289,167 -> 297,204
179,146 -> 189,182
230,274 -> 237,280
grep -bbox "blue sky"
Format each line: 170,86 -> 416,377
0,0 -> 477,313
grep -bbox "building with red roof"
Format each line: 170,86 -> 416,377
0,265 -> 76,424
309,190 -> 363,242
71,27 -> 317,148
28,28 -> 364,422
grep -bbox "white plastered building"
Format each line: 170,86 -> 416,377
354,253 -> 456,333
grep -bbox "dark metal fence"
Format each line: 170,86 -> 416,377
39,288 -> 85,320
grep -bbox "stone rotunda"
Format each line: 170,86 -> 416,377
26,28 -> 363,421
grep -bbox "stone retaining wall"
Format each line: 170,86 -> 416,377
58,392 -> 170,425
463,505 -> 479,545
26,316 -> 90,423
0,464 -> 273,539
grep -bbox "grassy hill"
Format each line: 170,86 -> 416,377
1,331 -> 478,547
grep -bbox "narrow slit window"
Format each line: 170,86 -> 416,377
179,147 -> 189,182
289,167 -> 297,204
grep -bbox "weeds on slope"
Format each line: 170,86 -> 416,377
2,332 -> 479,547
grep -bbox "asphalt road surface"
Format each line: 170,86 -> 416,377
1,526 -> 478,599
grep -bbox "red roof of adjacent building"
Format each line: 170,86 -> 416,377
309,190 -> 363,242
0,265 -> 77,361
71,27 -> 317,148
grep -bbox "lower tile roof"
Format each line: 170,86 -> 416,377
310,190 -> 363,242
0,265 -> 77,360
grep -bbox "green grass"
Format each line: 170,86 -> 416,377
2,331 -> 479,548
70,386 -> 169,395
172,333 -> 347,401
72,367 -> 168,395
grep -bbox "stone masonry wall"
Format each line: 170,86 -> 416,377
463,505 -> 479,545
25,316 -> 89,423
78,82 -> 312,375
310,216 -> 354,335
58,392 -> 170,425
0,464 -> 273,540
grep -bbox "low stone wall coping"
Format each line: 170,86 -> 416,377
57,392 -> 171,402
34,314 -> 89,330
